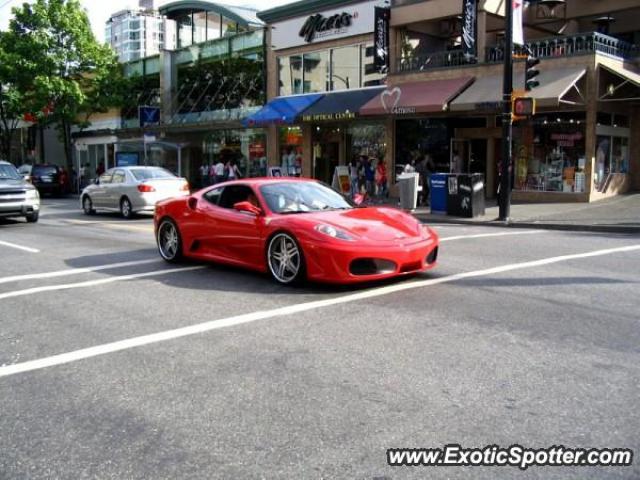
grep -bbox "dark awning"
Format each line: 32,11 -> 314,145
360,77 -> 474,116
241,93 -> 323,127
300,87 -> 385,122
450,67 -> 587,111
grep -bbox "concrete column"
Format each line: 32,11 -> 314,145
630,106 -> 640,190
160,49 -> 177,124
584,66 -> 598,200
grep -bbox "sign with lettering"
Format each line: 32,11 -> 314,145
139,106 -> 160,127
271,0 -> 377,50
302,111 -> 357,122
374,6 -> 390,74
461,0 -> 478,62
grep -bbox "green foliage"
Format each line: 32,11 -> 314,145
0,0 -> 126,165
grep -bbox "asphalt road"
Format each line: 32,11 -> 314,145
1,197 -> 639,480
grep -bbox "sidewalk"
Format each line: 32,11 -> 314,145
408,193 -> 640,234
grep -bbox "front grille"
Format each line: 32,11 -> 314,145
426,247 -> 438,265
0,190 -> 26,203
400,261 -> 423,273
349,258 -> 397,276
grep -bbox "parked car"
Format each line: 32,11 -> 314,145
0,160 -> 40,223
154,178 -> 439,285
81,166 -> 190,219
31,164 -> 71,196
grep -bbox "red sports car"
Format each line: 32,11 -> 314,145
154,178 -> 439,285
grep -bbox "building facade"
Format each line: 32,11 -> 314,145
105,1 -> 177,63
250,0 -> 640,202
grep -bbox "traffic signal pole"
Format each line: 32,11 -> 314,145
499,0 -> 514,222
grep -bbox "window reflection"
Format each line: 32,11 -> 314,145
303,51 -> 329,93
331,46 -> 360,91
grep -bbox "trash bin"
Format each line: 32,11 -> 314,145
397,172 -> 420,210
429,173 -> 448,214
446,173 -> 485,218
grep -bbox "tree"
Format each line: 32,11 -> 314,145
0,32 -> 29,162
2,0 -> 125,168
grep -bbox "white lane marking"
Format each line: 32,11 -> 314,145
0,240 -> 40,253
0,259 -> 160,285
0,265 -> 204,301
1,244 -> 638,379
440,231 -> 542,242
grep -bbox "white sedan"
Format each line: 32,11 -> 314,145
81,166 -> 189,219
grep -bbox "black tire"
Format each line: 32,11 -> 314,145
266,232 -> 306,285
120,197 -> 134,219
25,211 -> 39,223
157,218 -> 183,263
82,195 -> 95,215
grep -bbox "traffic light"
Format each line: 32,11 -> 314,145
525,54 -> 540,91
512,96 -> 536,121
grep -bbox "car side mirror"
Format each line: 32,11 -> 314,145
187,196 -> 198,210
93,178 -> 99,185
233,201 -> 262,216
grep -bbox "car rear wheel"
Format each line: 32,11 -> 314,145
82,195 -> 95,215
120,197 -> 134,219
267,233 -> 305,285
25,212 -> 39,223
157,219 -> 183,263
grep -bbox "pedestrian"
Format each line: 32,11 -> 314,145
212,159 -> 225,184
451,150 -> 462,174
226,159 -> 241,180
96,161 -> 105,177
375,159 -> 388,199
79,162 -> 89,189
349,157 -> 359,199
364,157 -> 375,196
200,163 -> 209,187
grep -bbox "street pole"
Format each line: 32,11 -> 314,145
499,0 -> 514,221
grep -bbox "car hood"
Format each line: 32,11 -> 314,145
0,179 -> 33,190
284,207 -> 425,243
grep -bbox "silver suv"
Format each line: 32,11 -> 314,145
0,160 -> 41,223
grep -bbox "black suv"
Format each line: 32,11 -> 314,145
31,164 -> 71,196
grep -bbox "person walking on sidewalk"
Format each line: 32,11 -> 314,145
375,159 -> 388,199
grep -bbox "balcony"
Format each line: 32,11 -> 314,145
486,32 -> 639,64
396,32 -> 639,75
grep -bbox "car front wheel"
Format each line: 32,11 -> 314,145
157,219 -> 183,263
25,212 -> 39,223
120,197 -> 134,219
82,195 -> 95,215
267,233 -> 305,285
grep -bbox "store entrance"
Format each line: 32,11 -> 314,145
313,141 -> 339,185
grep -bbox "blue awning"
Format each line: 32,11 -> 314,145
242,94 -> 323,127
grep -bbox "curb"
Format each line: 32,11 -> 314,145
413,215 -> 640,235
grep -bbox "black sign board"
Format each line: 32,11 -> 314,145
374,7 -> 390,74
461,0 -> 478,62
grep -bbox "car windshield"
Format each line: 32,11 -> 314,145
130,168 -> 176,181
260,182 -> 353,214
0,164 -> 21,180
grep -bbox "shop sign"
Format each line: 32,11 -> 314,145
249,143 -> 265,157
271,0 -> 377,50
380,87 -> 416,115
374,7 -> 390,74
302,111 -> 357,122
461,0 -> 478,62
551,132 -> 582,147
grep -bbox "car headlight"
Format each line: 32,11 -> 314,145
315,224 -> 355,241
26,188 -> 39,199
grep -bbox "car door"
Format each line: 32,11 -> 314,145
212,184 -> 265,268
107,169 -> 127,210
91,170 -> 113,207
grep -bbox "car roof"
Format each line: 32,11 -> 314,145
218,177 -> 320,188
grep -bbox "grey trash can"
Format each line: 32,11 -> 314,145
397,173 -> 420,210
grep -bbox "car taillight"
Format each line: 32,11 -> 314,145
138,184 -> 156,193
180,182 -> 190,192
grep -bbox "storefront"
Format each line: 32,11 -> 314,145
254,0 -> 388,182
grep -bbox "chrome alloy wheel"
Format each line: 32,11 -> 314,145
268,233 -> 301,284
157,220 -> 180,261
121,197 -> 132,218
82,196 -> 94,215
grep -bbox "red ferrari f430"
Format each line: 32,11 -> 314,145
154,178 -> 439,285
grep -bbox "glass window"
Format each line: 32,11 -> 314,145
193,11 -> 207,44
203,129 -> 267,178
278,55 -> 303,96
204,186 -> 223,205
112,170 -> 126,184
0,163 -> 21,180
130,167 -> 176,180
331,46 -> 360,91
206,11 -> 221,40
303,51 -> 329,93
362,43 -> 385,87
178,14 -> 193,48
260,182 -> 352,214
129,20 -> 140,30
99,172 -> 113,184
219,184 -> 256,209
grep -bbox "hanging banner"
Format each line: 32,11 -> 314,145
513,0 -> 525,45
461,0 -> 478,62
374,6 -> 390,74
